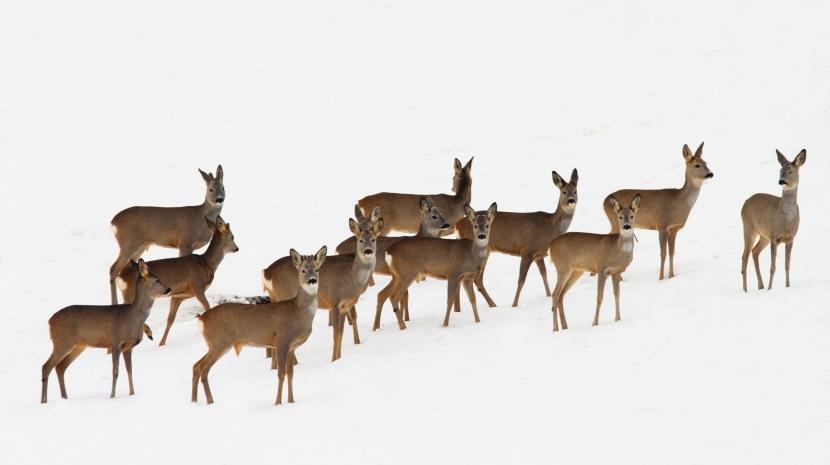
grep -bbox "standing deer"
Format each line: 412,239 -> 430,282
384,203 -> 497,329
41,260 -> 171,403
603,143 -> 713,280
550,194 -> 641,332
358,157 -> 473,236
263,216 -> 381,362
192,247 -> 326,405
741,149 -> 806,291
116,216 -> 239,346
108,165 -> 225,304
457,169 -> 578,307
337,197 -> 452,330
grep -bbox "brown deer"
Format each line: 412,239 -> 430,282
116,216 -> 239,346
358,157 -> 472,236
603,143 -> 713,280
458,169 -> 578,307
263,216 -> 381,362
549,194 -> 641,332
741,149 -> 806,291
192,247 -> 326,405
108,165 -> 225,304
384,203 -> 497,329
41,260 -> 171,403
337,197 -> 452,330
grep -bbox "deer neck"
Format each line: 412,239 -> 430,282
455,175 -> 472,205
780,187 -> 798,218
416,222 -> 435,237
617,233 -> 635,255
352,252 -> 376,285
128,282 -> 157,318
201,236 -> 226,270
553,201 -> 576,234
295,286 -> 318,317
199,199 -> 222,220
470,239 -> 489,262
679,172 -> 703,207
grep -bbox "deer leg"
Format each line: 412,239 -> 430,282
403,290 -> 410,321
287,350 -> 296,403
462,280 -> 480,323
109,249 -> 136,305
474,258 -> 498,307
550,270 -> 568,332
331,308 -> 344,362
443,277 -> 461,327
123,348 -> 135,395
785,241 -> 793,287
352,307 -> 361,342
592,272 -> 608,326
559,271 -> 582,331
192,355 -> 206,402
611,273 -> 622,321
390,276 -> 416,330
110,348 -> 121,398
658,229 -> 668,280
767,241 -> 778,290
511,254 -> 534,307
275,347 -> 288,405
741,229 -> 756,292
752,237 -> 769,290
667,230 -> 678,278
178,244 -> 194,256
535,258 -> 552,297
55,346 -> 85,400
41,345 -> 74,403
374,281 -> 394,331
199,348 -> 229,405
160,297 -> 184,346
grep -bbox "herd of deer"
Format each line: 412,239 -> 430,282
40,144 -> 808,405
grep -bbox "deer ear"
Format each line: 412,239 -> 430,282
372,218 -> 384,235
631,194 -> 642,212
464,205 -> 476,223
349,218 -> 360,236
794,149 -> 807,167
551,171 -> 566,189
289,249 -> 302,269
137,259 -> 150,278
419,197 -> 430,212
464,157 -> 474,172
215,165 -> 224,180
353,205 -> 365,220
608,196 -> 622,213
776,149 -> 788,166
370,207 -> 381,223
570,168 -> 579,186
487,202 -> 497,220
454,158 -> 463,173
199,168 -> 211,182
315,245 -> 327,267
694,142 -> 704,159
682,144 -> 693,162
215,216 -> 228,232
205,216 -> 217,231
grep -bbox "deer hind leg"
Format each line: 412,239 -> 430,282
197,346 -> 230,404
390,276 -> 416,330
462,280 -> 480,323
658,229 -> 668,280
374,281 -> 395,331
55,345 -> 85,400
443,276 -> 461,327
474,258 -> 498,308
558,271 -> 582,330
550,269 -> 569,332
784,241 -> 794,288
41,344 -> 75,403
592,272 -> 608,326
109,248 -> 137,305
160,297 -> 184,346
741,228 -> 757,292
611,273 -> 622,321
752,237 -> 770,290
535,257 -> 552,297
667,230 -> 679,278
348,307 -> 360,345
511,254 -> 534,308
403,290 -> 411,321
767,241 -> 779,290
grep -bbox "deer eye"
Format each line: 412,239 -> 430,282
694,164 -> 700,168
359,239 -> 364,244
432,215 -> 437,219
371,238 -> 376,243
301,270 -> 306,274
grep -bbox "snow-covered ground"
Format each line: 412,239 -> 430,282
2,1 -> 829,464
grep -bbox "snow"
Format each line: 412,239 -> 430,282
2,1 -> 830,464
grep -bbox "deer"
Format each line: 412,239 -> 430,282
108,165 -> 225,304
741,149 -> 806,292
337,197 -> 452,331
358,157 -> 473,236
116,216 -> 239,346
41,259 -> 171,403
603,143 -> 713,280
549,194 -> 641,332
192,247 -> 326,405
457,169 -> 578,308
383,202 -> 497,329
262,215 -> 381,362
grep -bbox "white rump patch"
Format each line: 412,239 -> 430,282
115,276 -> 128,291
261,270 -> 273,293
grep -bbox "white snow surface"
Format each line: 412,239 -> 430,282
2,1 -> 829,464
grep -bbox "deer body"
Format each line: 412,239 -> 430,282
192,247 -> 325,405
550,195 -> 641,331
603,143 -> 712,280
741,149 -> 806,291
263,217 -> 381,362
384,203 -> 497,328
117,217 -> 238,345
41,260 -> 170,403
109,166 -> 225,304
457,169 -> 578,307
358,157 -> 472,235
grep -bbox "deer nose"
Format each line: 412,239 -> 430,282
363,249 -> 373,255
234,247 -> 240,252
623,225 -> 631,230
165,288 -> 172,294
567,198 -> 576,205
779,179 -> 787,185
705,173 -> 714,179
477,234 -> 486,240
216,197 -> 225,203
308,278 -> 317,285
442,223 -> 450,229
